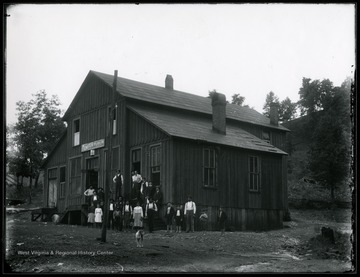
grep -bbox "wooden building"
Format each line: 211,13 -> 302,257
42,70 -> 289,230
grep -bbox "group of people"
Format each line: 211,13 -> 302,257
84,170 -> 228,233
163,196 -> 228,234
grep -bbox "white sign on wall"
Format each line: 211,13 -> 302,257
81,139 -> 105,152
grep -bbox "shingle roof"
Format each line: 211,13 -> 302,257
128,104 -> 287,155
91,71 -> 289,131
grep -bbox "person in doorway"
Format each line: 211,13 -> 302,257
97,188 -> 105,208
132,171 -> 142,205
84,185 -> 95,206
153,186 -> 163,207
144,181 -> 155,201
145,198 -> 158,233
184,196 -> 196,233
92,191 -> 98,207
113,169 -> 124,199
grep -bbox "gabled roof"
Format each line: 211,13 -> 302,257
128,104 -> 287,155
89,70 -> 289,132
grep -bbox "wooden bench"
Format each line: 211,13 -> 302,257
31,207 -> 58,222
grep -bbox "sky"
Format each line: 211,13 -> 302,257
5,3 -> 356,125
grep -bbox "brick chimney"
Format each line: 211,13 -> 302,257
270,102 -> 279,126
211,92 -> 227,135
165,74 -> 173,90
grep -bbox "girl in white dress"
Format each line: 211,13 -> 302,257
94,204 -> 103,228
132,201 -> 144,231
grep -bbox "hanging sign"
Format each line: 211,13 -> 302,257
81,139 -> 105,152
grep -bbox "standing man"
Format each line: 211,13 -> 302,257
113,169 -> 124,199
145,197 -> 158,233
108,199 -> 114,230
184,196 -> 196,233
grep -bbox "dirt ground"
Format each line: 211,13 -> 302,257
4,207 -> 355,274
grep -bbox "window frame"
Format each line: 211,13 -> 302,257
248,155 -> 261,192
59,166 -> 66,199
262,130 -> 271,144
69,156 -> 82,196
150,144 -> 161,174
203,148 -> 217,188
73,118 -> 80,147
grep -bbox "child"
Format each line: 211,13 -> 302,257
123,200 -> 133,232
113,206 -> 122,231
87,203 -> 95,228
133,201 -> 144,231
199,209 -> 208,232
135,229 -> 145,248
175,205 -> 184,233
94,203 -> 103,229
165,202 -> 175,233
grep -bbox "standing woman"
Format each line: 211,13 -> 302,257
132,201 -> 144,231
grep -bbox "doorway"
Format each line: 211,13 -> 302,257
131,148 -> 141,174
86,157 -> 99,190
48,179 -> 57,207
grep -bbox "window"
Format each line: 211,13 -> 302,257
150,145 -> 161,173
108,106 -> 117,135
70,157 -> 82,195
113,105 -> 117,135
262,130 -> 270,143
249,156 -> 261,192
48,168 -> 57,179
73,119 -> 80,146
59,167 -> 66,198
203,148 -> 217,187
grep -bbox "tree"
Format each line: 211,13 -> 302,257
8,90 -> 66,202
231,93 -> 246,106
307,80 -> 351,201
208,89 -> 218,99
278,97 -> 297,122
262,91 -> 280,117
297,77 -> 335,116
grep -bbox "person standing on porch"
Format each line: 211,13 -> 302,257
84,185 -> 95,206
184,196 -> 196,233
113,169 -> 124,199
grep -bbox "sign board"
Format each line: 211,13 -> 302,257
81,139 -> 105,152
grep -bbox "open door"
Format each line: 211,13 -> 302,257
48,179 -> 57,207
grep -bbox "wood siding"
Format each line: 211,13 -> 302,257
124,110 -> 171,203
